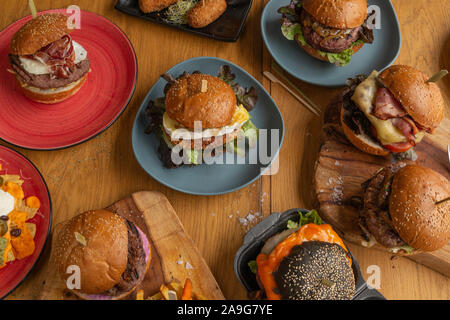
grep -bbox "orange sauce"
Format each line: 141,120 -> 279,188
256,223 -> 351,300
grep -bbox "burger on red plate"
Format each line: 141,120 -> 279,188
360,164 -> 449,254
8,13 -> 90,104
339,65 -> 445,157
54,210 -> 151,300
278,0 -> 374,66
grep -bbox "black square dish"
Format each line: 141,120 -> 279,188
234,209 -> 386,300
115,0 -> 253,42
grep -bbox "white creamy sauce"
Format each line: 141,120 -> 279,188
18,41 -> 88,75
163,107 -> 247,140
351,71 -> 424,145
0,189 -> 15,216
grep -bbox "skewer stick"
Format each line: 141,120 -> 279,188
435,197 -> 449,206
28,0 -> 38,19
426,70 -> 448,83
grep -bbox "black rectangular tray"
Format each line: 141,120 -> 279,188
114,0 -> 252,42
234,209 -> 386,300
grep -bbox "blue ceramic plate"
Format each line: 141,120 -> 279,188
132,57 -> 284,195
261,0 -> 401,87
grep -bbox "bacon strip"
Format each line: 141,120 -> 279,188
373,88 -> 407,120
26,35 -> 75,79
392,117 -> 419,144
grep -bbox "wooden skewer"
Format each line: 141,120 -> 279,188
264,71 -> 321,117
28,0 -> 38,18
435,197 -> 449,206
271,61 -> 321,112
426,70 -> 448,83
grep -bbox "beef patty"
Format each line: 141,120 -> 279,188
106,219 -> 147,296
9,54 -> 90,89
361,163 -> 407,248
300,10 -> 362,53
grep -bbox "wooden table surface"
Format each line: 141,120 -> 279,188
3,0 -> 449,300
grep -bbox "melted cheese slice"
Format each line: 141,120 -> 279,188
351,71 -> 425,145
163,104 -> 250,140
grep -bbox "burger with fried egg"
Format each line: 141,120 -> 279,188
279,0 -> 374,66
145,67 -> 259,168
8,13 -> 90,104
339,65 -> 445,157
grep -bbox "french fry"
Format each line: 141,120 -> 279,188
160,284 -> 170,300
149,292 -> 164,300
136,290 -> 144,300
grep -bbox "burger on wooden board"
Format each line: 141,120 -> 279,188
53,210 -> 151,300
8,13 -> 90,104
339,65 -> 445,158
278,0 -> 374,66
248,210 -> 356,300
360,164 -> 449,254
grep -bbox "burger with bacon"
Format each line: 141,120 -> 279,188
279,0 -> 374,66
8,13 -> 90,104
340,65 -> 445,156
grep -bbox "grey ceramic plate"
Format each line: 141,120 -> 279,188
261,0 -> 401,87
132,57 -> 284,195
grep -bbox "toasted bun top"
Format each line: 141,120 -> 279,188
302,0 -> 368,29
273,241 -> 355,300
379,65 -> 445,130
10,13 -> 72,56
165,73 -> 237,129
389,165 -> 450,251
54,210 -> 129,294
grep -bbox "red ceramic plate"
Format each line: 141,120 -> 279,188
0,9 -> 137,150
0,145 -> 52,299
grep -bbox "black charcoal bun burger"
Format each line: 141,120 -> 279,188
273,241 -> 355,300
8,13 -> 90,104
54,210 -> 151,300
340,65 -> 445,157
361,164 -> 450,254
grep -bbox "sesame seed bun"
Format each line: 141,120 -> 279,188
274,241 -> 355,300
389,165 -> 450,251
15,73 -> 88,104
295,35 -> 365,63
339,102 -> 390,156
165,73 -> 237,129
302,0 -> 368,29
10,13 -> 73,56
54,210 -> 129,295
379,65 -> 445,131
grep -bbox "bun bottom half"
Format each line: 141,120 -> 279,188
16,73 -> 88,104
339,103 -> 390,157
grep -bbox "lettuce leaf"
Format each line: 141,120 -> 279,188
248,260 -> 258,274
287,209 -> 323,229
389,245 -> 416,255
280,19 -> 363,66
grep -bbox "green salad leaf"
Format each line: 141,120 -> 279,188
389,245 -> 416,255
287,209 -> 323,229
248,260 -> 258,274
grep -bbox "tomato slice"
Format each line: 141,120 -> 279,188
384,141 -> 413,153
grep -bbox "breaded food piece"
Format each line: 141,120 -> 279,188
139,0 -> 179,13
187,0 -> 227,28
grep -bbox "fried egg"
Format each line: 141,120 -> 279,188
163,104 -> 250,140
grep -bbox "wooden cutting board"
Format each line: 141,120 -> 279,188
34,191 -> 224,300
313,92 -> 450,277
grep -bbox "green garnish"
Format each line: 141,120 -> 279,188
287,209 -> 323,229
164,0 -> 198,25
248,260 -> 258,274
